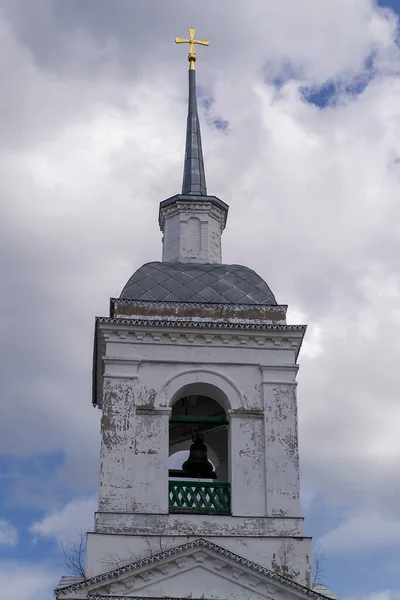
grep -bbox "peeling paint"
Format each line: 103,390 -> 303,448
91,313 -> 310,590
112,298 -> 287,323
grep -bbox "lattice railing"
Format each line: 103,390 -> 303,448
169,481 -> 231,514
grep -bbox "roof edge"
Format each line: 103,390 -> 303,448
111,297 -> 288,314
159,193 -> 229,226
55,538 -> 331,599
95,315 -> 307,332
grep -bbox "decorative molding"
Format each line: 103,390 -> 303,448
156,367 -> 244,410
94,512 -> 305,537
103,358 -> 140,380
157,564 -> 171,575
102,356 -> 294,370
159,200 -> 226,231
98,317 -> 305,333
260,365 -> 299,372
111,297 -> 289,314
260,364 -> 299,385
232,568 -> 244,579
86,597 -> 173,600
214,559 -> 226,571
101,373 -> 139,380
56,539 -> 329,599
103,358 -> 141,368
136,407 -> 170,416
262,381 -> 298,386
175,556 -> 188,568
193,550 -> 207,562
229,410 -> 264,420
101,329 -> 301,350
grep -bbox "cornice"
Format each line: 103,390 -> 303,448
159,200 -> 226,225
111,299 -> 288,326
93,318 -> 305,406
97,317 -> 305,333
111,298 -> 288,313
97,320 -> 305,353
101,330 -> 301,351
159,196 -> 229,231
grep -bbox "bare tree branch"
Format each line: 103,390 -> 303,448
61,529 -> 86,578
312,545 -> 326,587
100,519 -> 171,572
99,548 -> 140,570
271,539 -> 300,580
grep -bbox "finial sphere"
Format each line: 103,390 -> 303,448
175,27 -> 209,70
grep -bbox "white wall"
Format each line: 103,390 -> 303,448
89,313 -> 309,586
98,333 -> 301,519
86,531 -> 312,586
160,200 -> 225,263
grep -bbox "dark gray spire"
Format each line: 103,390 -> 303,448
182,69 -> 207,196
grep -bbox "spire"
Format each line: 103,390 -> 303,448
158,29 -> 228,264
182,69 -> 207,195
175,28 -> 209,196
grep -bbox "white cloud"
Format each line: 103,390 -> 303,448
345,592 -> 400,600
0,520 -> 18,547
30,496 -> 97,543
0,0 -> 399,584
0,562 -> 55,600
319,506 -> 400,553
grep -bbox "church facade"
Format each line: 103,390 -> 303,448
56,29 -> 333,600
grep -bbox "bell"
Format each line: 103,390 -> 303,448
182,434 -> 215,478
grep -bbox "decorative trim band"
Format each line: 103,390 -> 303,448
97,317 -> 306,333
261,380 -> 298,386
111,298 -> 288,312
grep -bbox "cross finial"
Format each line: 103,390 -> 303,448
175,27 -> 209,70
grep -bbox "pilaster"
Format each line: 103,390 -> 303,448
261,366 -> 301,517
229,411 -> 266,517
99,376 -> 170,514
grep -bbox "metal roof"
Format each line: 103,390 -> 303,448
120,262 -> 277,305
182,68 -> 207,195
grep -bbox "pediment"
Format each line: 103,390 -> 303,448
93,551 -> 286,600
56,539 -> 329,600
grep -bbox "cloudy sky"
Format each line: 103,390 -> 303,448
0,0 -> 400,598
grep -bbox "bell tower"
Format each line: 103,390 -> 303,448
56,28 -> 322,600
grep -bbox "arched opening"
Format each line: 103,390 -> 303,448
168,389 -> 230,515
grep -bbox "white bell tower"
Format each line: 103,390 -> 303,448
87,296 -> 309,582
55,27 -> 326,600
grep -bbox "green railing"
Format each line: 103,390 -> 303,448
169,481 -> 231,514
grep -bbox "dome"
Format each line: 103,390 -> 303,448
120,262 -> 277,305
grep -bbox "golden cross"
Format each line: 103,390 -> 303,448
175,27 -> 209,70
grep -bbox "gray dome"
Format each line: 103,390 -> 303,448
120,262 -> 277,305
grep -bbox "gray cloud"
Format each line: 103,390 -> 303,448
0,2 -> 399,569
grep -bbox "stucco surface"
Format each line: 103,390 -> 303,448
159,199 -> 227,264
84,535 -> 311,587
59,539 -> 317,599
88,279 -> 310,589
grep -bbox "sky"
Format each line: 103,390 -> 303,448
0,0 -> 400,598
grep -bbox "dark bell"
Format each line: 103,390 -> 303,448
182,434 -> 215,478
